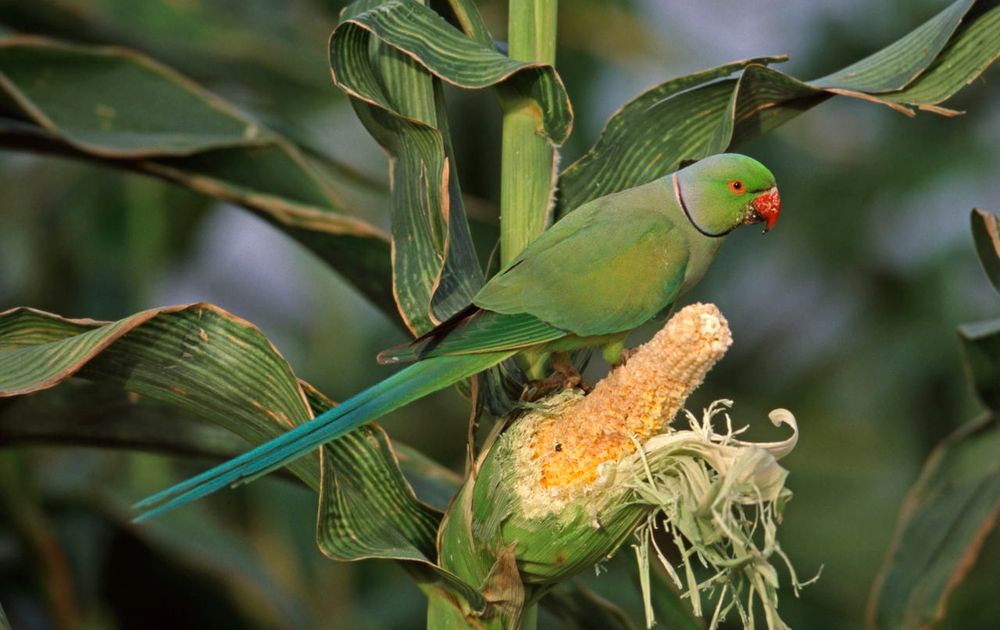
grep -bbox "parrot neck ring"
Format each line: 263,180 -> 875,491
673,173 -> 732,238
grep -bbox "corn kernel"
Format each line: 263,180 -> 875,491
530,303 -> 732,491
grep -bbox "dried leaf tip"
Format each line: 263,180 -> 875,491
529,303 -> 733,492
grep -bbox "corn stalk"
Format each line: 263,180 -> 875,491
500,0 -> 560,265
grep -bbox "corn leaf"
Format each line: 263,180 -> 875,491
558,0 -> 1000,215
440,0 -> 495,47
0,38 -> 263,155
0,36 -> 396,318
0,0 -> 338,118
971,209 -> 1000,296
101,500 -> 313,629
879,1 -> 1000,107
867,414 -> 1000,629
541,580 -> 636,630
961,319 -> 1000,412
330,0 -> 570,333
964,209 -> 1000,409
0,380 -> 461,509
0,304 -> 482,605
0,381 -> 253,460
810,0 -> 977,92
868,209 -> 1000,628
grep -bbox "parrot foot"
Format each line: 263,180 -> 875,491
523,359 -> 591,401
615,347 -> 639,367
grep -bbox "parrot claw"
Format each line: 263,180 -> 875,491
523,359 -> 592,401
616,347 -> 639,367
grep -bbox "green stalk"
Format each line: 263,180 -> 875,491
520,604 -> 538,630
427,4 -> 561,627
500,0 -> 559,265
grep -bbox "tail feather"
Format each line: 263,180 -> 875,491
133,351 -> 514,521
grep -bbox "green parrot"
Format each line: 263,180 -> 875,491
134,153 -> 780,520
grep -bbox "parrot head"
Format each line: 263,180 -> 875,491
674,153 -> 780,236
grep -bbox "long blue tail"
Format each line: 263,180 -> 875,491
133,351 -> 513,521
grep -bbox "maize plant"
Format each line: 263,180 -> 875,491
1,0 -> 999,628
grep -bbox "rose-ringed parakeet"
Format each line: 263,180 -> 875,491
134,153 -> 781,520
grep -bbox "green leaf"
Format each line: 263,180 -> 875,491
0,0 -> 339,119
331,0 -> 571,333
810,0 -> 976,92
959,319 -> 1000,412
333,1 -> 479,334
881,1 -> 1000,109
867,415 -> 1000,629
0,381 -> 253,460
541,580 -> 636,630
0,36 -> 397,319
439,0 -> 495,46
871,210 -> 1000,628
101,499 -> 313,629
298,382 -> 434,562
0,379 -> 462,513
0,36 -> 264,155
0,304 -> 478,600
393,439 -> 464,512
557,0 -> 1000,216
971,209 -> 1000,295
336,1 -> 570,142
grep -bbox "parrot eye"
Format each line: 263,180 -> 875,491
728,179 -> 746,194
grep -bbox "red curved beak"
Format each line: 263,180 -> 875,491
752,187 -> 781,232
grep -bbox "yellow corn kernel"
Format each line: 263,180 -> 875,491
530,303 -> 732,491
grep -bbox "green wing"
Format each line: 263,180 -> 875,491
377,309 -> 566,362
416,311 -> 564,357
474,195 -> 690,337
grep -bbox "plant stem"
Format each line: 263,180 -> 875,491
521,603 -> 539,629
500,0 -> 559,266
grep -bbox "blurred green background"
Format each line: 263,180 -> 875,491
1,0 -> 998,628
